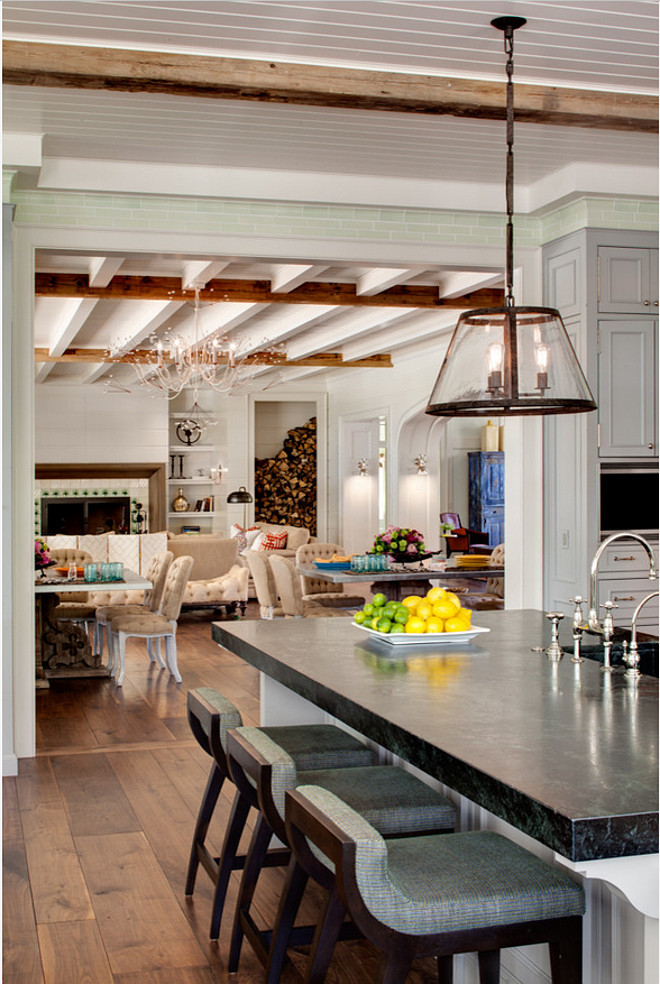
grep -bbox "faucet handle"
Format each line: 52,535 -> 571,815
544,611 -> 565,661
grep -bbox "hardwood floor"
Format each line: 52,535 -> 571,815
4,608 -> 437,984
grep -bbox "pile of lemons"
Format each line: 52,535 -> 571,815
353,586 -> 473,634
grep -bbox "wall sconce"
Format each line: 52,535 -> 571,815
356,458 -> 368,477
414,454 -> 428,476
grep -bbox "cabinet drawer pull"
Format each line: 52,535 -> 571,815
612,555 -> 636,562
613,596 -> 635,602
644,299 -> 650,306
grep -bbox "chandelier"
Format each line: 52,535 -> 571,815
426,17 -> 597,417
122,288 -> 283,397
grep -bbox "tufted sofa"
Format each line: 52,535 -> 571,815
166,533 -> 249,615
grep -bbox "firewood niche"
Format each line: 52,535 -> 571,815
254,417 -> 317,534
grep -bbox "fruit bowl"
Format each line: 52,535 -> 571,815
353,624 -> 490,646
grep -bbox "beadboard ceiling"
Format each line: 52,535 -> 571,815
4,1 -> 658,390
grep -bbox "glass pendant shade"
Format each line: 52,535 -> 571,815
426,306 -> 597,416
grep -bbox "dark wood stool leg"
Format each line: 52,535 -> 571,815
228,812 -> 274,972
549,918 -> 583,984
376,949 -> 413,984
265,858 -> 309,984
478,949 -> 500,983
209,789 -> 251,941
305,888 -> 348,984
437,954 -> 453,984
185,763 -> 224,896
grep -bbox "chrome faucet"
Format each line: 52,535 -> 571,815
623,591 -> 659,680
588,532 -> 657,633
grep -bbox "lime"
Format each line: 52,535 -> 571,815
390,623 -> 405,634
376,618 -> 392,633
363,603 -> 375,617
353,610 -> 367,625
372,592 -> 387,608
393,607 -> 410,625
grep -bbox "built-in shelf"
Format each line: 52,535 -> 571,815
167,478 -> 220,486
168,510 -> 221,518
169,445 -> 215,453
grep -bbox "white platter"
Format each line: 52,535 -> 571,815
353,624 -> 490,646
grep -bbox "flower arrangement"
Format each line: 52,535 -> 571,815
34,537 -> 52,571
372,526 -> 426,560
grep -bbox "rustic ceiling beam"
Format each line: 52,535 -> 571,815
35,273 -> 504,310
33,348 -> 392,369
5,41 -> 657,133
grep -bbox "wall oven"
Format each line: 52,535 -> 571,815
599,464 -> 659,538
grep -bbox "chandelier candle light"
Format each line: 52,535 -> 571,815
426,16 -> 597,418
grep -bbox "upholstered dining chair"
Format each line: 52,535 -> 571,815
108,554 -> 193,686
244,550 -> 284,619
95,549 -> 173,669
269,556 -> 352,619
295,542 -> 366,608
49,547 -> 97,639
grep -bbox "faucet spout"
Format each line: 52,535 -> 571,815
588,532 -> 658,633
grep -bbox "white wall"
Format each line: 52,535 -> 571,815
255,400 -> 316,459
35,383 -> 169,463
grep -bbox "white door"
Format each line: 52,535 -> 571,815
340,417 -> 382,555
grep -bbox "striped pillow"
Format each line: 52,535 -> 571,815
255,530 -> 288,551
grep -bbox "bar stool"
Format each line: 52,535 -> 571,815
286,784 -> 585,984
185,688 -> 376,941
226,726 -> 457,981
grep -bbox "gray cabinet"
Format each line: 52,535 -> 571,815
542,229 -> 658,622
598,319 -> 657,457
598,246 -> 659,314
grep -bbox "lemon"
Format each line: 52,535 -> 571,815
426,616 -> 444,633
405,616 -> 426,634
444,615 -> 471,633
458,606 -> 473,624
426,586 -> 446,603
401,595 -> 422,613
445,591 -> 462,611
432,598 -> 460,619
416,601 -> 433,621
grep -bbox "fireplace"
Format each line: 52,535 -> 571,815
41,496 -> 132,536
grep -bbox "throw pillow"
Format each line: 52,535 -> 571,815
230,524 -> 259,553
255,530 -> 288,551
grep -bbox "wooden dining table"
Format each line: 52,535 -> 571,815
34,569 -> 152,685
296,561 -> 504,602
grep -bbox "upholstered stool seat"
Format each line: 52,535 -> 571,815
286,785 -> 585,984
185,688 -> 376,942
53,602 -> 96,619
226,726 -> 456,980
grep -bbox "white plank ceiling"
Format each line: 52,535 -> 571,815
3,1 -> 658,390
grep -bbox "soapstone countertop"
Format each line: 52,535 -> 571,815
212,608 -> 658,862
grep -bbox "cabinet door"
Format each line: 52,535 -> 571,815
598,320 -> 656,457
598,247 -> 657,313
598,578 -> 659,633
482,507 -> 505,547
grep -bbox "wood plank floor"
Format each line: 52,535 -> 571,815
4,607 -> 437,983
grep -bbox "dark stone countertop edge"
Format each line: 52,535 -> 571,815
211,623 -> 658,862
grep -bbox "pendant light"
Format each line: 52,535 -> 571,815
426,16 -> 597,417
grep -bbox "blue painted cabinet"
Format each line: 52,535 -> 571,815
468,452 -> 504,547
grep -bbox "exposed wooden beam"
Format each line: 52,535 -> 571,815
4,41 -> 657,133
35,273 -> 504,310
33,348 -> 392,369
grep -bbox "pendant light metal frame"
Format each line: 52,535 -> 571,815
425,16 -> 597,418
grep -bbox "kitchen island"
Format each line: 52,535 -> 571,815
212,608 -> 658,983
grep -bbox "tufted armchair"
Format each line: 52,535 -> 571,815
269,556 -> 352,619
295,542 -> 365,608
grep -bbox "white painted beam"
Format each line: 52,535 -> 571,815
182,259 -> 230,289
285,307 -> 413,360
34,362 -> 53,383
88,256 -> 124,287
270,264 -> 329,293
49,297 -> 99,357
356,267 -> 421,296
437,271 -> 503,299
108,299 -> 186,355
341,310 -> 458,361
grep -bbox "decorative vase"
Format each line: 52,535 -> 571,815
172,488 -> 190,512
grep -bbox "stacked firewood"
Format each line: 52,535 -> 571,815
254,418 -> 317,534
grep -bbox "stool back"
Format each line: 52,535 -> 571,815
187,688 -> 243,774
